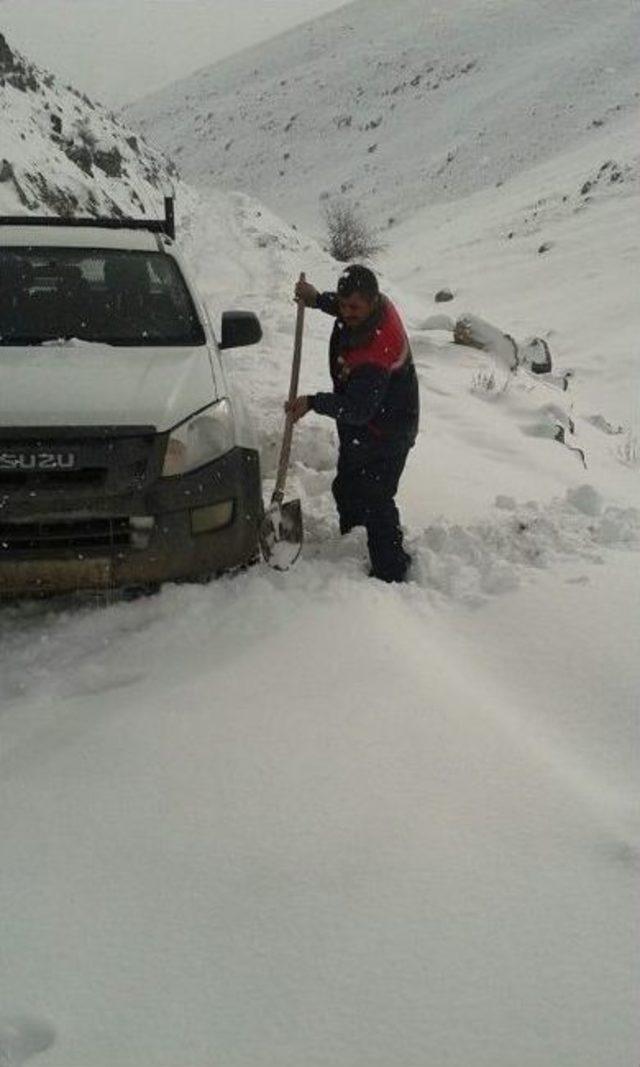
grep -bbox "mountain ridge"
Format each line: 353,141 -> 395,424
125,0 -> 639,229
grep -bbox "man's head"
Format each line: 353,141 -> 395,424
336,264 -> 379,327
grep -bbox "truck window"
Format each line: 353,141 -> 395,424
0,248 -> 206,346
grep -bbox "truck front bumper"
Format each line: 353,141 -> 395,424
0,447 -> 262,599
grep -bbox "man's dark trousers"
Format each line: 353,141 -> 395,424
332,434 -> 412,582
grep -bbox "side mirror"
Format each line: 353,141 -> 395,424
219,310 -> 262,350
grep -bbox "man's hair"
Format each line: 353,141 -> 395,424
336,264 -> 379,301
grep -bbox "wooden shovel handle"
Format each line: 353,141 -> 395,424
272,272 -> 306,505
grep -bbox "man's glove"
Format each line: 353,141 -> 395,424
284,395 -> 311,422
294,278 -> 318,307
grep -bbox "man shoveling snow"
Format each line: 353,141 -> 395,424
287,265 -> 420,582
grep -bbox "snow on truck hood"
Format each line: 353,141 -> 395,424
0,339 -> 219,432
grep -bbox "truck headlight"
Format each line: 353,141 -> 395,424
162,400 -> 235,477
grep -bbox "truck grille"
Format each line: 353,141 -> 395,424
0,517 -> 132,556
0,426 -> 156,498
0,468 -> 107,489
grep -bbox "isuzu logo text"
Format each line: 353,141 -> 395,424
0,452 -> 77,471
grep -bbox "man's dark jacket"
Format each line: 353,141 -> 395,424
309,292 -> 419,450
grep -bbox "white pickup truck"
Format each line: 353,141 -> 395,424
0,200 -> 264,598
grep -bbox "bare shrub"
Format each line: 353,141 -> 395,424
470,367 -> 511,397
323,198 -> 384,262
470,368 -> 496,393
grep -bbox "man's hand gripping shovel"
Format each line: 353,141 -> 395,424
258,273 -> 306,570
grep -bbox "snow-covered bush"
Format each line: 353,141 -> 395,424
470,368 -> 497,393
616,432 -> 640,467
322,198 -> 384,262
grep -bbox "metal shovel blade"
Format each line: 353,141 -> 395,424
259,499 -> 303,570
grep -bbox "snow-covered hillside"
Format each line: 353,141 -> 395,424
127,0 -> 639,229
0,32 -> 178,218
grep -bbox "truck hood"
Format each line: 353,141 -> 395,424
0,340 -> 219,431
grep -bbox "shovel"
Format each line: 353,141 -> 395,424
259,273 -> 306,569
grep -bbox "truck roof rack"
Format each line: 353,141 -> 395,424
0,196 -> 176,240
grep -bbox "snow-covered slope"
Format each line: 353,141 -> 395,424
0,32 -> 178,217
382,113 -> 640,429
126,0 -> 639,228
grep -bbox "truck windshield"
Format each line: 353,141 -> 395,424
0,248 -> 206,346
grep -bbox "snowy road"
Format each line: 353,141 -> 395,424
0,551 -> 638,1065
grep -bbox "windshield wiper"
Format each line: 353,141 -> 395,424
0,337 -> 47,346
0,335 -> 84,346
0,334 -> 202,346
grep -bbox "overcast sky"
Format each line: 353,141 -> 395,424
0,0 -> 352,106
